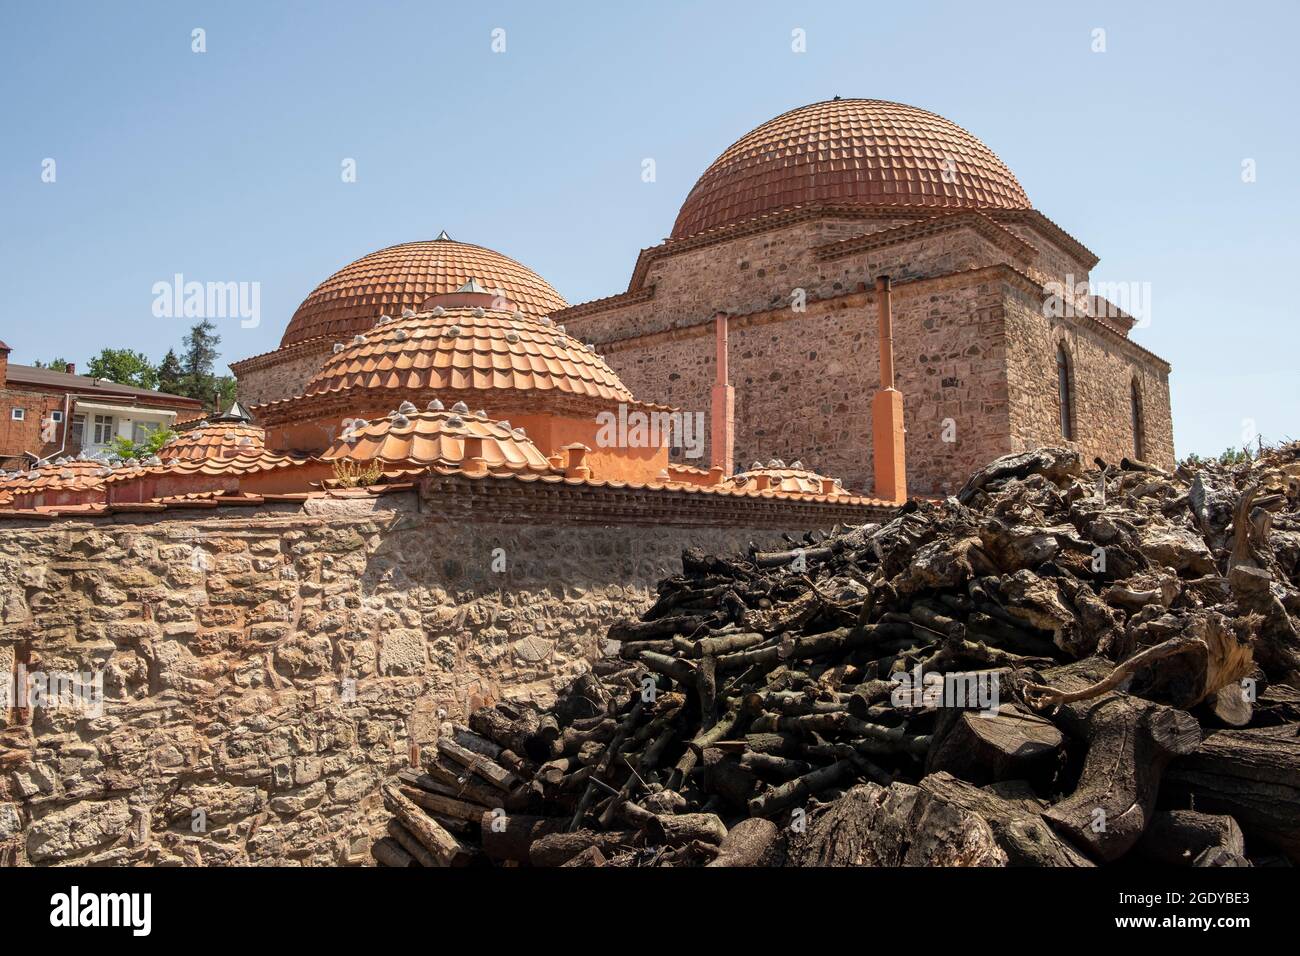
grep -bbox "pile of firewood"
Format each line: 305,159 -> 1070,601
375,445 -> 1300,867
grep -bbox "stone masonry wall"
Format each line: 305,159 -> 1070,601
1003,282 -> 1175,468
233,339 -> 332,409
562,213 -> 1169,496
0,495 -> 796,866
599,271 -> 1015,498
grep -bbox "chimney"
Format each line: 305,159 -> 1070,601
709,312 -> 735,475
563,443 -> 591,480
872,276 -> 907,502
65,362 -> 75,375
460,435 -> 488,476
0,342 -> 9,389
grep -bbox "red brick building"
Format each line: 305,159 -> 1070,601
0,342 -> 204,468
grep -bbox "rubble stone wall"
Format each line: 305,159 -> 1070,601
0,495 -> 791,866
563,214 -> 1170,496
1003,282 -> 1175,468
232,339 -> 332,409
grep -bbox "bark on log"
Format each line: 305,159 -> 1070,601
910,773 -> 1093,867
387,820 -> 438,867
1137,810 -> 1248,866
382,783 -> 474,867
706,818 -> 780,867
371,836 -> 415,868
528,830 -> 638,867
1164,724 -> 1300,860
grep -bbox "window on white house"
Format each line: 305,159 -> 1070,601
93,415 -> 115,444
71,414 -> 85,445
132,421 -> 158,444
11,408 -> 24,421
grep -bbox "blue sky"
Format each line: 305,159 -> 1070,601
2,0 -> 1296,458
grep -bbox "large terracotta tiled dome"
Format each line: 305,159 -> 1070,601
304,305 -> 632,405
279,235 -> 568,347
672,99 -> 1030,238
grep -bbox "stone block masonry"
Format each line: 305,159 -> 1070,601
0,493 -> 813,866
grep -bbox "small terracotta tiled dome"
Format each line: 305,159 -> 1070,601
321,408 -> 553,473
725,463 -> 852,497
304,306 -> 632,404
672,99 -> 1030,238
158,423 -> 266,462
0,459 -> 111,499
280,235 -> 568,348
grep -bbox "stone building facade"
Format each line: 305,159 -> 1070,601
555,101 -> 1174,496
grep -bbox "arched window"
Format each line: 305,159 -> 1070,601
1131,378 -> 1145,460
1056,343 -> 1074,441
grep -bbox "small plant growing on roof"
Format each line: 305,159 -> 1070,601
331,458 -> 383,488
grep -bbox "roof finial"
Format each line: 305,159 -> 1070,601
435,229 -> 452,241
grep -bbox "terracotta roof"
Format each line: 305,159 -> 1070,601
672,99 -> 1030,239
322,407 -> 554,472
279,236 -> 568,348
724,462 -> 854,497
158,423 -> 266,461
301,306 -> 633,404
0,459 -> 111,496
103,449 -> 309,482
421,463 -> 891,507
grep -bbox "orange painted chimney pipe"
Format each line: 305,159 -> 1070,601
709,311 -> 735,476
872,276 -> 907,503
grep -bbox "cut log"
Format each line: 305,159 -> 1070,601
387,820 -> 438,868
478,812 -> 568,864
371,836 -> 415,868
925,703 -> 1063,786
910,772 -> 1093,867
1028,660 -> 1200,862
381,783 -> 474,867
647,812 -> 727,847
1137,810 -> 1247,867
706,818 -> 780,867
1164,724 -> 1300,861
785,782 -> 919,867
529,830 -> 638,867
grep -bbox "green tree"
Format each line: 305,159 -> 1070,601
32,358 -> 72,372
109,426 -> 174,461
179,320 -> 225,410
86,348 -> 159,390
156,349 -> 185,395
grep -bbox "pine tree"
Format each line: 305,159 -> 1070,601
156,349 -> 185,396
180,320 -> 222,408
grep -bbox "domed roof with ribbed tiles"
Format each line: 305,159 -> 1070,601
158,423 -> 266,462
304,306 -> 632,404
672,99 -> 1030,238
322,407 -> 553,472
279,235 -> 568,348
724,461 -> 853,497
